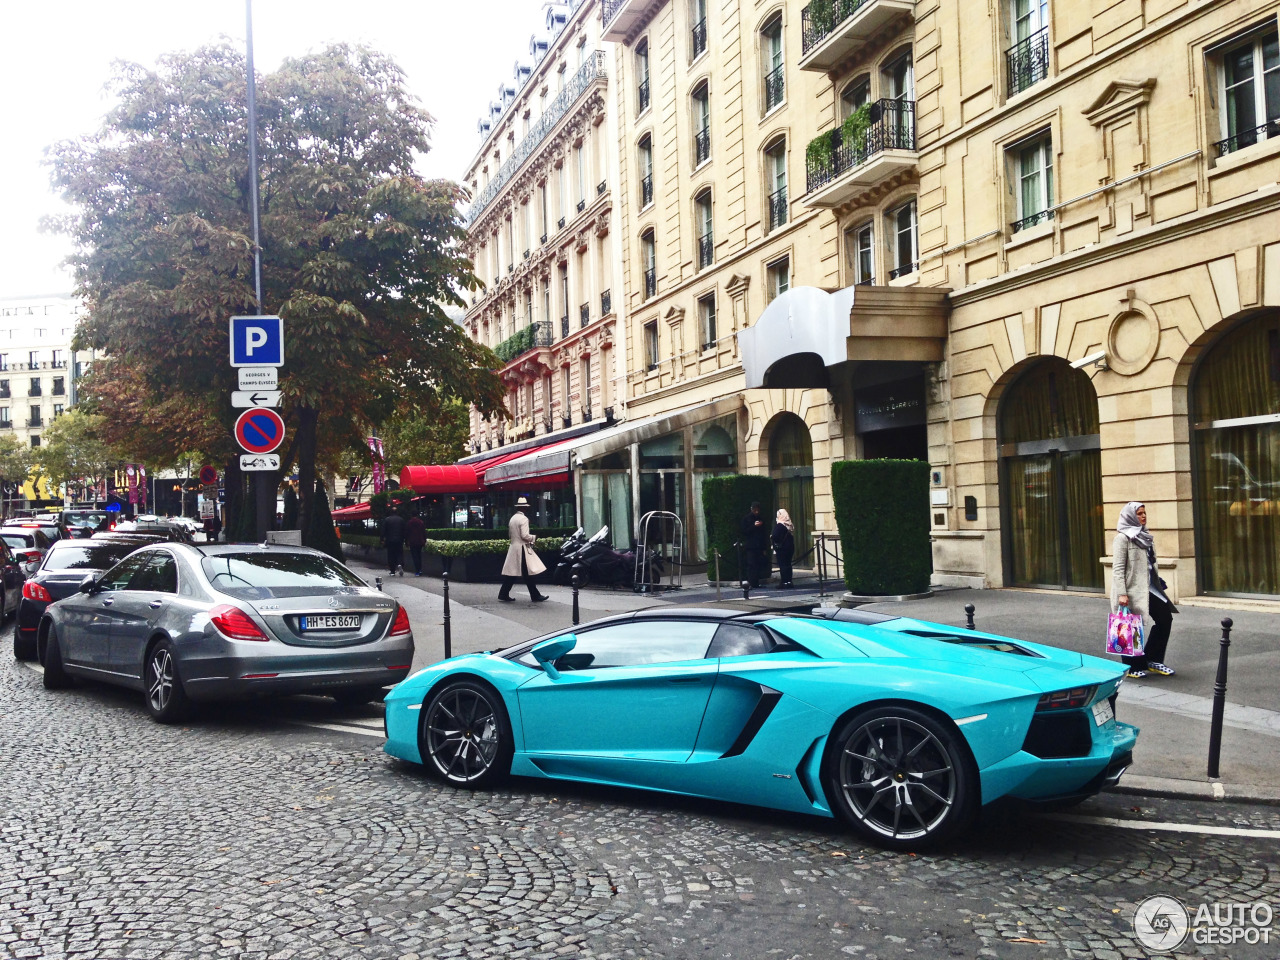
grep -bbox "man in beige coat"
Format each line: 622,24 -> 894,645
498,497 -> 548,602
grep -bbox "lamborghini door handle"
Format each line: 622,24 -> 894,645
666,677 -> 704,684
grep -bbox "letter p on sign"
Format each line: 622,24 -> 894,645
230,315 -> 284,367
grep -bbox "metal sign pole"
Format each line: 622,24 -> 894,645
245,0 -> 272,542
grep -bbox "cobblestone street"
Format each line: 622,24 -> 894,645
3,659 -> 1279,960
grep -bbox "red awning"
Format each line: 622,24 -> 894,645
331,502 -> 372,521
399,464 -> 484,494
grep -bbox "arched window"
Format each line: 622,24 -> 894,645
840,76 -> 870,121
692,81 -> 711,166
998,359 -> 1103,590
638,135 -> 654,208
1191,312 -> 1280,596
636,41 -> 651,113
762,14 -> 785,112
764,137 -> 787,231
695,189 -> 714,269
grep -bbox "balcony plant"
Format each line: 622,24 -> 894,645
805,102 -> 872,174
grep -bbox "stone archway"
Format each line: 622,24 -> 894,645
997,358 -> 1105,590
765,412 -> 816,560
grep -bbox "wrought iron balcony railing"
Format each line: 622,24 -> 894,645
694,126 -> 710,165
558,215 -> 566,229
26,417 -> 42,428
640,174 -> 653,208
644,267 -> 657,299
576,197 -> 586,212
692,18 -> 707,57
561,314 -> 570,339
638,79 -> 650,113
805,99 -> 915,194
602,0 -> 627,24
601,289 -> 612,315
1012,208 -> 1054,233
801,0 -> 870,54
580,302 -> 590,328
888,261 -> 917,280
467,52 -> 607,224
1213,118 -> 1280,158
1006,27 -> 1049,97
764,64 -> 785,111
768,187 -> 788,230
598,180 -> 606,196
697,233 -> 714,268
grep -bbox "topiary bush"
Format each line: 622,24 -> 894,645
702,474 -> 775,582
831,459 -> 932,595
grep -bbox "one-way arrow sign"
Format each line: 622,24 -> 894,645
231,390 -> 282,408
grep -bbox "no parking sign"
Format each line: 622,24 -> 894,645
234,408 -> 286,455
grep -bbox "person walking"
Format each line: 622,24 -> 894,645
499,497 -> 548,602
740,501 -> 769,588
1110,501 -> 1176,679
772,508 -> 795,588
406,513 -> 427,576
381,508 -> 406,577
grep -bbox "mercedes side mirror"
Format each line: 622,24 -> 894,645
531,634 -> 577,680
78,574 -> 98,595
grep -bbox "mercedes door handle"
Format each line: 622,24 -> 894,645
101,598 -> 113,606
148,600 -> 163,609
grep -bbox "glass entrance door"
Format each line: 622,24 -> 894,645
1004,449 -> 1104,589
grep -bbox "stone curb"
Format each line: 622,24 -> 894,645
1107,773 -> 1280,807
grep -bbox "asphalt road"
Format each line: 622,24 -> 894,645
4,648 -> 1280,958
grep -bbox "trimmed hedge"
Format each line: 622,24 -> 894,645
337,525 -> 576,543
701,474 -> 775,582
831,459 -> 932,595
425,537 -> 565,557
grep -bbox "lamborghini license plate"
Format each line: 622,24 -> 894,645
300,614 -> 360,631
1091,698 -> 1114,726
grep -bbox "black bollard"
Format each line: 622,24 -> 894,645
375,576 -> 383,592
734,541 -> 744,590
442,569 -> 452,660
1207,617 -> 1233,779
741,579 -> 751,601
964,603 -> 975,631
571,563 -> 584,627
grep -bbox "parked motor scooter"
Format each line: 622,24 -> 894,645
551,527 -> 588,584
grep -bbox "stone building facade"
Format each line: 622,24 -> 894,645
592,0 -> 1280,599
461,0 -> 627,457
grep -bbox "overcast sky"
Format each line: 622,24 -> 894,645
0,1 -> 542,299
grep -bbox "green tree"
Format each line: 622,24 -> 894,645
0,435 -> 35,517
37,410 -> 124,501
49,42 -> 505,547
378,396 -> 470,478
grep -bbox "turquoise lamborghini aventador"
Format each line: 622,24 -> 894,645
383,607 -> 1137,849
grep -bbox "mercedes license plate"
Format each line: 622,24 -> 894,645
1091,698 -> 1114,726
300,614 -> 360,631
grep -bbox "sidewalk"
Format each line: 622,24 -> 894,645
351,560 -> 1280,805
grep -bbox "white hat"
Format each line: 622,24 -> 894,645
515,496 -> 531,508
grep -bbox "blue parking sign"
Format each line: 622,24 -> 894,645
230,315 -> 284,367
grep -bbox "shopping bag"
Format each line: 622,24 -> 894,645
1106,608 -> 1145,657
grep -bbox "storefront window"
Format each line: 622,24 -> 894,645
767,413 -> 815,560
582,451 -> 633,547
1192,313 -> 1280,597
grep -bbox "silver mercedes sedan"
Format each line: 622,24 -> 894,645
36,543 -> 414,722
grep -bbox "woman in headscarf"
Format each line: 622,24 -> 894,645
1110,501 -> 1176,679
772,508 -> 795,589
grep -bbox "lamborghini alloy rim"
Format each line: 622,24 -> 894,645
426,688 -> 500,783
147,648 -> 174,713
838,715 -> 957,840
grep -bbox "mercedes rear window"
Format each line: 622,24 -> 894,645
201,552 -> 366,599
42,543 -> 139,571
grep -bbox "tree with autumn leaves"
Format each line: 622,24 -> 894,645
48,43 -> 504,543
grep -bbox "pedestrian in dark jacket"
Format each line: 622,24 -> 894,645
406,514 -> 427,576
382,510 -> 406,576
740,501 -> 768,588
772,509 -> 795,588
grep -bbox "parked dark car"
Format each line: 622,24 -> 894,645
12,538 -> 154,661
60,510 -> 109,539
2,530 -> 52,576
3,519 -> 67,545
0,538 -> 26,622
38,544 -> 415,722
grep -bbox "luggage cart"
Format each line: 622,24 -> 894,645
634,510 -> 683,592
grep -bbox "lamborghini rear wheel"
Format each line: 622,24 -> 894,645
420,679 -> 513,789
824,705 -> 977,850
